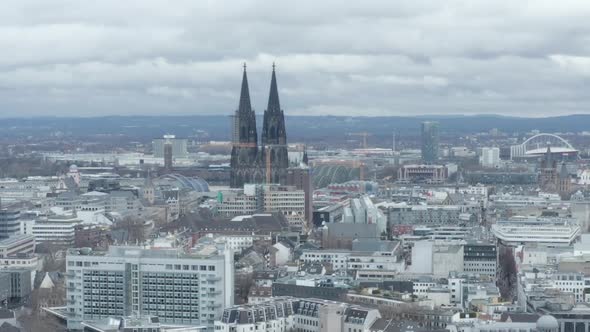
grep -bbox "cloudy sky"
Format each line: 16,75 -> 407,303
1,0 -> 590,117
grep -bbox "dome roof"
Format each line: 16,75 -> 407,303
536,315 -> 559,330
69,164 -> 78,171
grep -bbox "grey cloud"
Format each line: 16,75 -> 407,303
0,0 -> 590,117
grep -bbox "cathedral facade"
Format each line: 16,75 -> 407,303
230,64 -> 288,188
538,145 -> 573,198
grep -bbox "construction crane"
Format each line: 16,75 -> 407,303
349,132 -> 372,149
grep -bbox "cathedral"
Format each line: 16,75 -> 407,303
230,64 -> 289,188
538,145 -> 573,197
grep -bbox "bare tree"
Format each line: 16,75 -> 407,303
113,216 -> 147,244
234,272 -> 254,304
377,302 -> 423,320
497,245 -> 517,300
37,242 -> 66,272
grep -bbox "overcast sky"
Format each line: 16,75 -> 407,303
1,1 -> 590,117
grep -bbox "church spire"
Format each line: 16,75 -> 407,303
230,63 -> 261,188
238,62 -> 252,114
543,144 -> 553,167
261,63 -> 289,184
560,161 -> 569,179
267,62 -> 281,113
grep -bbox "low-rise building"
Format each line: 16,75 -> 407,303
215,297 -> 381,332
300,240 -> 404,273
0,234 -> 35,258
398,164 -> 448,184
492,217 -> 581,247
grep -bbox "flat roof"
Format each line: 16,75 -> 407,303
0,234 -> 35,247
68,245 -> 223,260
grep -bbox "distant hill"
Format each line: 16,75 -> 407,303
0,114 -> 588,141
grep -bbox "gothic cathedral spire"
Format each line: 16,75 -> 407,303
262,64 -> 289,184
230,63 -> 262,188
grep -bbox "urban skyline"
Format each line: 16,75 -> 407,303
1,2 -> 590,332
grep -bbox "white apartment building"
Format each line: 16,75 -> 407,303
215,297 -> 294,332
217,184 -> 306,227
447,314 -> 542,332
300,241 -> 404,272
0,255 -> 38,270
0,178 -> 54,203
263,185 -> 306,227
578,169 -> 590,185
413,279 -> 439,295
196,233 -> 266,255
347,252 -> 405,272
460,185 -> 488,197
0,234 -> 38,269
215,297 -> 381,332
22,213 -> 81,246
65,244 -> 234,330
355,269 -> 399,281
216,189 -> 259,218
300,250 -> 350,270
0,234 -> 35,258
551,272 -> 587,303
56,190 -> 142,216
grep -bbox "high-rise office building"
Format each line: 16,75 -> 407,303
480,147 -> 500,168
421,121 -> 439,163
152,135 -> 188,158
65,244 -> 234,330
163,135 -> 173,171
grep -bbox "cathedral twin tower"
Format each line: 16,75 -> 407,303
230,64 -> 289,188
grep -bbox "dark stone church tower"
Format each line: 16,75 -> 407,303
261,65 -> 289,184
229,65 -> 262,188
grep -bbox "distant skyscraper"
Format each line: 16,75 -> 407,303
421,121 -> 439,163
152,136 -> 188,158
261,64 -> 289,184
163,135 -> 173,171
480,147 -> 501,168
